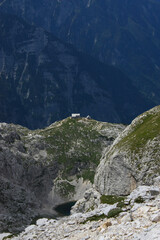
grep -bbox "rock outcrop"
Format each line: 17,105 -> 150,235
0,118 -> 124,232
95,105 -> 160,195
71,188 -> 101,214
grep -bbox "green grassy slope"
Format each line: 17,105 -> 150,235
34,117 -> 124,181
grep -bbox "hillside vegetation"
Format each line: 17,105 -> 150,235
35,117 -> 124,179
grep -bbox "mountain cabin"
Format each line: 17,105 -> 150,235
71,113 -> 80,118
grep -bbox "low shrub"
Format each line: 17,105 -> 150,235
107,208 -> 122,218
134,196 -> 144,203
100,195 -> 125,205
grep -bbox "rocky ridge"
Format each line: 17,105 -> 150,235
2,178 -> 160,240
95,105 -> 160,196
0,117 -> 124,232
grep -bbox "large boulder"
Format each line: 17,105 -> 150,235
71,188 -> 101,214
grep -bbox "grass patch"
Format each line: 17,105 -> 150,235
2,234 -> 16,239
116,110 -> 160,154
107,208 -> 122,218
117,201 -> 126,208
81,207 -> 123,224
100,195 -> 125,204
134,196 -> 144,203
81,214 -> 106,224
81,170 -> 95,183
56,181 -> 75,197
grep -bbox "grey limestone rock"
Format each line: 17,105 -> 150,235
95,106 -> 160,195
71,188 -> 101,214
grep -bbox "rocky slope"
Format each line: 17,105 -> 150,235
0,107 -> 159,238
95,105 -> 160,196
0,117 -> 124,232
1,0 -> 160,104
2,179 -> 160,240
0,13 -> 152,129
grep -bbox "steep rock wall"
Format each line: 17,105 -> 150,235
95,106 -> 160,195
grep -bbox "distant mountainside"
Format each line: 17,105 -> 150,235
0,13 -> 151,129
1,0 -> 160,105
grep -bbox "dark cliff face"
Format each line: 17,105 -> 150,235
0,13 -> 151,129
1,0 -> 160,104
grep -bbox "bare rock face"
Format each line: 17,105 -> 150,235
95,155 -> 137,196
95,106 -> 160,195
71,188 -> 101,214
